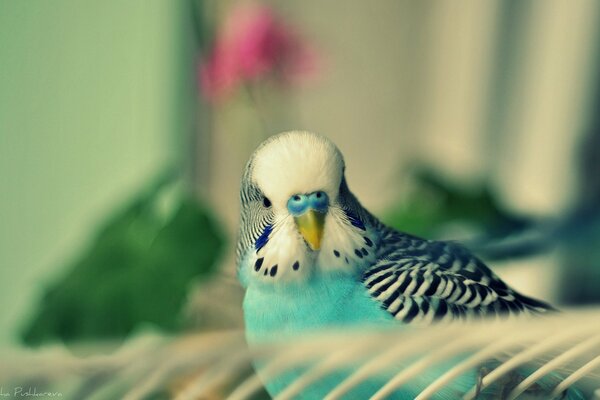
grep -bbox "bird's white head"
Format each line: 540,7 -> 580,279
252,131 -> 345,212
237,131 -> 378,286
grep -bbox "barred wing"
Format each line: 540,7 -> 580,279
363,229 -> 553,323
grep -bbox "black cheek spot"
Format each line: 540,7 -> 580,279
270,265 -> 278,277
361,248 -> 369,256
292,261 -> 300,271
263,268 -> 268,276
354,249 -> 363,258
364,236 -> 373,247
333,250 -> 340,257
254,257 -> 264,271
345,257 -> 349,264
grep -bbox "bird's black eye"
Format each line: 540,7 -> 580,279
262,196 -> 272,208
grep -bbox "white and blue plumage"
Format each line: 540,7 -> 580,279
236,131 -> 582,399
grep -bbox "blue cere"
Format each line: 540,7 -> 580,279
288,191 -> 329,216
287,194 -> 309,215
308,191 -> 329,213
255,225 -> 273,251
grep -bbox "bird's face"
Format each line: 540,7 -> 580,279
237,131 -> 377,286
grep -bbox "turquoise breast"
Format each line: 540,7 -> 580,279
243,271 -> 395,342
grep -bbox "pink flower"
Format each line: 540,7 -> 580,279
199,2 -> 318,103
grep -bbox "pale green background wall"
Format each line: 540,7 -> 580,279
0,1 -> 195,345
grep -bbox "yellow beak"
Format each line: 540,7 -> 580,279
294,209 -> 326,251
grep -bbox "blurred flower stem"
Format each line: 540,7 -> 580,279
243,81 -> 271,136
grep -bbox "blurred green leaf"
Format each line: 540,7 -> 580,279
383,167 -> 529,239
21,172 -> 225,345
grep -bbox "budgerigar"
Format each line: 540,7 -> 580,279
236,131 -> 581,399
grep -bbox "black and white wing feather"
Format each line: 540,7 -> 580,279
363,228 -> 554,324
